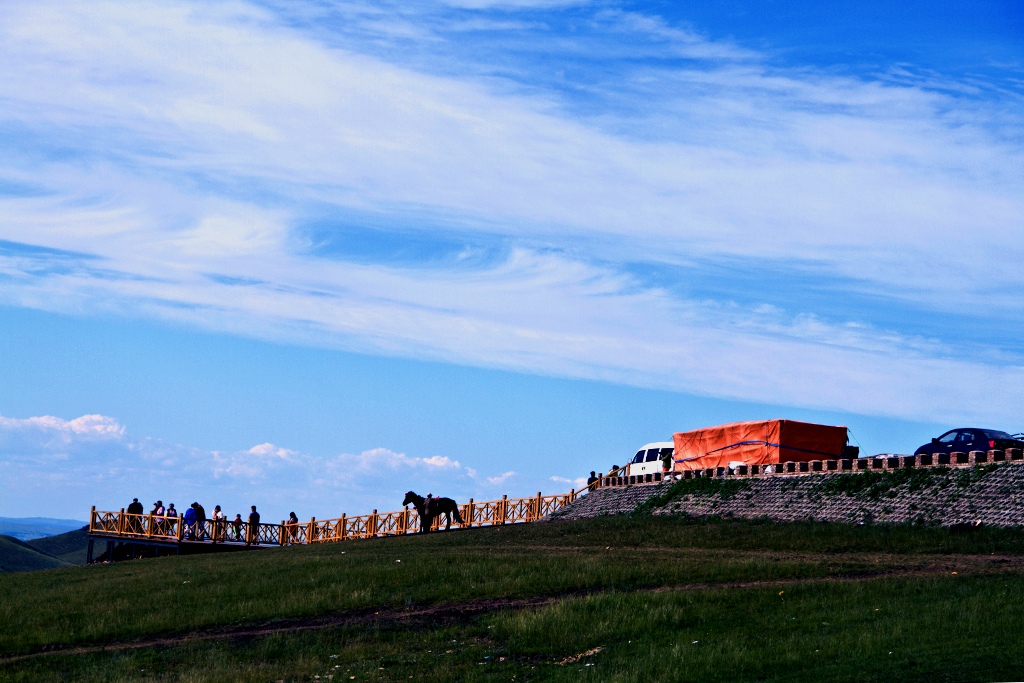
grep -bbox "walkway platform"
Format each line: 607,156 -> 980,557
88,491 -> 578,563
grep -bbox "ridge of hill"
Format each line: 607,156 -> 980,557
0,535 -> 70,574
26,527 -> 90,566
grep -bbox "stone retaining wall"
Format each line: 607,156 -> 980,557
550,484 -> 669,521
552,460 -> 1024,527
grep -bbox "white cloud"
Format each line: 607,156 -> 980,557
487,470 -> 516,485
0,0 -> 1021,429
550,475 -> 587,488
0,413 -> 125,439
247,442 -> 298,458
0,413 -> 542,519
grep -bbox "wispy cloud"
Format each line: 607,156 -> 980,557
0,0 -> 1022,428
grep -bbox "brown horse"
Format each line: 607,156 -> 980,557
402,491 -> 464,532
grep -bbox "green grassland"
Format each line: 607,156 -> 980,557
2,515 -> 1024,681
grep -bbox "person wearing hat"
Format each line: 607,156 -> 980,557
151,500 -> 165,535
166,503 -> 177,537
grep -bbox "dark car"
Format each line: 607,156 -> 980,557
914,428 -> 1024,456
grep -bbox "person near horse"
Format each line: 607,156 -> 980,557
287,511 -> 300,544
402,491 -> 464,532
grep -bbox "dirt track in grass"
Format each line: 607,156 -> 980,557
4,555 -> 1021,666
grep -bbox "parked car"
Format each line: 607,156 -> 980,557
626,442 -> 674,477
913,428 -> 1024,456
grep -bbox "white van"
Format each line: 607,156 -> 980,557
626,442 -> 674,477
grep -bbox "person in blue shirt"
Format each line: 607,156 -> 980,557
183,503 -> 198,540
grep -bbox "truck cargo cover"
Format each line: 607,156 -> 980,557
672,419 -> 847,471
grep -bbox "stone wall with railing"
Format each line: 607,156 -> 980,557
554,449 -> 1024,526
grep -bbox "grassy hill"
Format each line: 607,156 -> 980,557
25,527 -> 90,566
0,527 -> 88,574
0,535 -> 70,574
2,515 -> 1024,681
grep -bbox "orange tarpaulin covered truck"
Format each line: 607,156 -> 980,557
673,419 -> 848,472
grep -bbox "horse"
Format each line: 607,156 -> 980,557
402,491 -> 464,532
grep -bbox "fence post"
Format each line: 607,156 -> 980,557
89,506 -> 96,533
309,517 -> 316,544
500,495 -> 508,525
468,499 -> 474,527
340,513 -> 347,541
370,510 -> 378,538
535,492 -> 542,521
175,514 -> 183,542
569,488 -> 575,503
117,508 -> 125,535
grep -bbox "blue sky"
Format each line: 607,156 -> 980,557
0,0 -> 1021,520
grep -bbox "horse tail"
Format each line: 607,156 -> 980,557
453,504 -> 464,525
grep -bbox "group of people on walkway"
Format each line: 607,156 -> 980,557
125,498 -> 269,545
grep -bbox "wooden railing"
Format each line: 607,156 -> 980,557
89,490 -> 579,547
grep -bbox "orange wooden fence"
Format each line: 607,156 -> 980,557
88,490 -> 578,547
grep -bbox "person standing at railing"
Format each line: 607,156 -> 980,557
127,498 -> 143,533
231,513 -> 243,542
151,500 -> 165,535
287,511 -> 299,544
247,505 -> 260,545
212,505 -> 226,542
195,502 -> 207,541
586,471 -> 598,491
183,503 -> 198,540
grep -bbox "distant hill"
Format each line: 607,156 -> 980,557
0,517 -> 88,541
0,535 -> 71,573
27,526 -> 90,566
